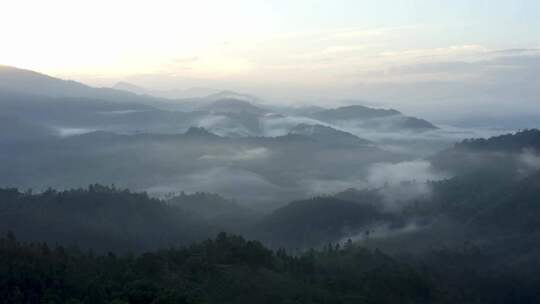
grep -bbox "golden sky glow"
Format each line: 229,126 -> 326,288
1,0 -> 538,93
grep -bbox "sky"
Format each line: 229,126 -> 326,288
1,0 -> 539,120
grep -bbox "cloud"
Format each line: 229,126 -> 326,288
300,178 -> 368,197
54,127 -> 97,137
517,149 -> 540,177
341,221 -> 424,244
260,115 -> 331,137
200,147 -> 269,161
294,159 -> 450,211
379,44 -> 488,60
367,160 -> 445,186
350,47 -> 540,83
145,167 -> 281,204
367,160 -> 449,211
195,114 -> 253,137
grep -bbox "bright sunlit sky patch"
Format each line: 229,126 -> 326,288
1,0 -> 539,114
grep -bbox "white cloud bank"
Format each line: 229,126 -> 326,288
367,160 -> 449,211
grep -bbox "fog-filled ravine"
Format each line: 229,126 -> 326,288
2,65 -> 540,303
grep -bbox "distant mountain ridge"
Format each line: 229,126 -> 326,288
113,81 -> 223,99
0,65 -> 438,140
311,105 -> 438,131
257,196 -> 385,248
112,81 -> 149,95
431,129 -> 540,176
311,105 -> 401,120
0,65 -> 167,106
289,123 -> 372,146
199,98 -> 269,115
183,126 -> 221,138
454,129 -> 540,152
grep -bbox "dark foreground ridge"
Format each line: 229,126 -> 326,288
3,231 -> 540,303
1,232 -> 431,304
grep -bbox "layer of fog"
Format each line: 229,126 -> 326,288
195,114 -> 253,137
517,149 -> 540,177
55,127 -> 97,137
302,159 -> 449,210
145,167 -> 286,205
37,120 -> 497,214
340,221 -> 424,244
259,115 -> 331,137
334,148 -> 540,248
325,121 -> 515,157
199,147 -> 269,161
367,160 -> 449,211
258,113 -> 516,157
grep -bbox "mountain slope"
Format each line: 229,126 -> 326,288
311,105 -> 438,131
0,65 -> 170,106
0,186 -> 212,252
199,98 -> 269,115
257,197 -> 386,248
311,105 -> 401,121
431,129 -> 540,175
454,129 -> 540,152
288,123 -> 372,146
112,81 -> 223,99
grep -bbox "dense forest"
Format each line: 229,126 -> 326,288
0,233 -> 540,304
0,186 -> 213,252
4,231 -> 540,304
0,232 -> 430,304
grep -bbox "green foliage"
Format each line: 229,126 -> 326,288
0,185 -> 213,252
455,129 -> 540,152
0,232 -> 430,304
257,197 -> 386,248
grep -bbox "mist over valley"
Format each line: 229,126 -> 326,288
1,2 -> 539,301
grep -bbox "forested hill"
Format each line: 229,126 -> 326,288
256,197 -> 387,249
3,231 -> 540,304
0,186 -> 215,252
454,129 -> 540,152
0,231 -> 431,304
431,129 -> 540,176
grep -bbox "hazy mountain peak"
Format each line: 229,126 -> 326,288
289,123 -> 372,146
184,126 -> 220,138
206,90 -> 262,103
211,98 -> 254,107
310,104 -> 437,132
200,98 -> 268,115
111,82 -> 224,99
455,129 -> 540,152
0,64 -> 24,71
0,65 -> 86,91
312,105 -> 401,121
398,116 -> 438,130
0,65 -> 169,108
112,82 -> 148,95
